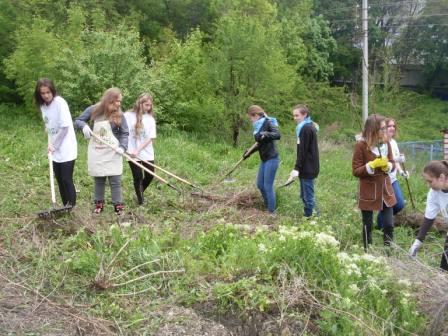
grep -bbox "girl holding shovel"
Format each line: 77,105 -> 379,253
35,78 -> 77,207
352,114 -> 396,250
409,160 -> 448,270
124,93 -> 157,205
75,88 -> 129,215
243,105 -> 281,213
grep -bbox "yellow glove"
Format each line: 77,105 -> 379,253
368,157 -> 388,169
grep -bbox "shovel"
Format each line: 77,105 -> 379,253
89,132 -> 181,193
37,151 -> 73,219
401,160 -> 416,210
220,142 -> 259,182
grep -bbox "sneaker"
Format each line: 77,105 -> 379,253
93,200 -> 104,214
114,203 -> 125,215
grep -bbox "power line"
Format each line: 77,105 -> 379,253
328,14 -> 448,24
316,0 -> 445,15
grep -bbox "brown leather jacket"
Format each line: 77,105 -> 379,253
352,141 -> 397,211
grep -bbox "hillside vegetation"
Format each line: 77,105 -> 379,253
1,94 -> 447,335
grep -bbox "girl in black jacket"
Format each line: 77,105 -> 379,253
288,104 -> 319,217
244,105 -> 281,213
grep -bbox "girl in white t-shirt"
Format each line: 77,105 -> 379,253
34,78 -> 77,206
124,93 -> 157,205
377,118 -> 408,228
409,160 -> 448,270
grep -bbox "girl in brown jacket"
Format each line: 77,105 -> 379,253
352,114 -> 397,250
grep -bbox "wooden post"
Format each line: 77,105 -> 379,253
442,129 -> 448,160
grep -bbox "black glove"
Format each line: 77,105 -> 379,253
243,149 -> 251,159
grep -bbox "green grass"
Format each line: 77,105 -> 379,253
0,93 -> 446,335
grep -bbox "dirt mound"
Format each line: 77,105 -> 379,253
388,257 -> 448,335
154,306 -> 230,336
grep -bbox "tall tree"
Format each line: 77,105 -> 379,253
209,13 -> 295,145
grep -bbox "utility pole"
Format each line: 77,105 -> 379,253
362,0 -> 369,123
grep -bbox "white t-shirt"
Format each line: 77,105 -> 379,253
388,139 -> 401,183
124,112 -> 156,161
424,189 -> 448,220
41,96 -> 77,163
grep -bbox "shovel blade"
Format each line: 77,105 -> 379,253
223,177 -> 236,183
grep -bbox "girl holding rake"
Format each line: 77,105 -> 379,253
124,93 -> 157,205
75,88 -> 129,215
35,78 -> 77,207
243,105 -> 281,214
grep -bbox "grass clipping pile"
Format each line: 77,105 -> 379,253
389,255 -> 448,336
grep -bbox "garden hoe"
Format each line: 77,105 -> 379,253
37,151 -> 73,219
220,142 -> 259,183
89,132 -> 181,194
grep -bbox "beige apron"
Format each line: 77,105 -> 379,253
88,119 -> 123,177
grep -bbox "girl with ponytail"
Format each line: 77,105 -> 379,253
409,160 -> 448,270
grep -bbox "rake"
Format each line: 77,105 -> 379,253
37,150 -> 73,219
89,132 -> 181,193
220,142 -> 259,183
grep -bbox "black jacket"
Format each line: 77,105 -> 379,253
294,123 -> 319,179
247,118 -> 281,162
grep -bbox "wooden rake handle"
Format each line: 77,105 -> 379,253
89,131 -> 180,193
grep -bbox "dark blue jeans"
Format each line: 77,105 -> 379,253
377,180 -> 405,229
300,178 -> 315,217
256,157 -> 279,213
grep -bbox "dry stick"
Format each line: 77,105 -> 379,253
89,132 -> 180,193
0,272 -> 114,335
109,259 -> 161,281
111,269 -> 185,288
107,239 -> 131,270
32,269 -> 68,314
112,285 -> 157,297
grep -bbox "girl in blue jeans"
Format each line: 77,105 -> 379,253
377,118 -> 408,228
244,105 -> 281,213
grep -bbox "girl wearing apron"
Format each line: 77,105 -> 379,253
75,88 -> 129,215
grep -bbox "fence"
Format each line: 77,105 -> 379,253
398,140 -> 443,173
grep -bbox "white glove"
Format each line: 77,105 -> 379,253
283,170 -> 299,186
82,125 -> 92,139
400,170 -> 410,178
409,239 -> 423,259
396,154 -> 406,163
289,170 -> 299,179
115,147 -> 124,155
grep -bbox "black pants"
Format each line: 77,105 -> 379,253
53,160 -> 76,206
128,160 -> 154,204
362,205 -> 393,250
440,236 -> 448,271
